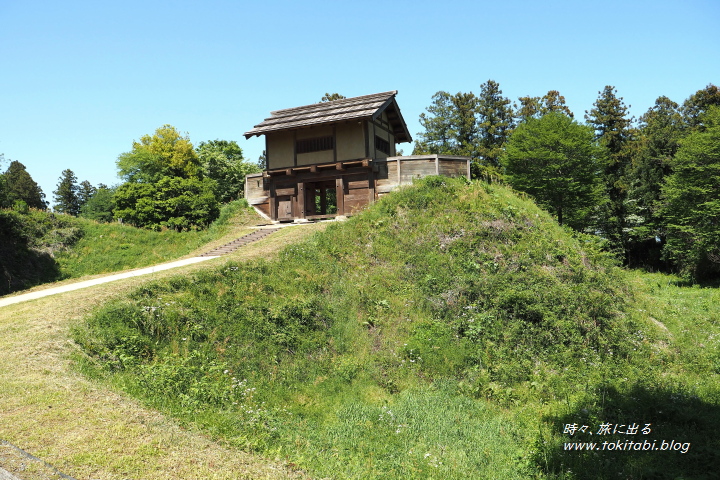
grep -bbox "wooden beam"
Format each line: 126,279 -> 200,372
336,177 -> 345,216
364,121 -> 369,158
269,181 -> 277,221
297,182 -> 306,219
368,168 -> 375,203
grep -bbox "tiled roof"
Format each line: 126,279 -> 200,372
244,91 -> 411,143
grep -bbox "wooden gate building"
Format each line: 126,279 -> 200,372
244,91 -> 470,221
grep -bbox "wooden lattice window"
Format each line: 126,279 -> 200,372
375,135 -> 390,155
296,136 -> 334,154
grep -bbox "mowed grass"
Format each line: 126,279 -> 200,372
0,223 -> 327,480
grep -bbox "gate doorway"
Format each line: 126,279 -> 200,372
308,180 -> 337,218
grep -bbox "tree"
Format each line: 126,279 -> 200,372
80,184 -> 115,223
681,84 -> 720,129
53,169 -> 80,215
515,90 -> 574,122
413,91 -> 458,155
320,93 -> 346,102
4,160 -> 47,209
585,86 -> 634,256
502,112 -> 602,230
257,150 -> 267,170
77,180 -> 96,210
660,106 -> 720,279
117,125 -> 200,183
0,154 -> 8,208
413,91 -> 479,157
114,177 -> 219,231
196,140 -> 260,203
476,79 -> 515,168
626,97 -> 683,238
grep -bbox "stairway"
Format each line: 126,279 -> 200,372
199,227 -> 282,257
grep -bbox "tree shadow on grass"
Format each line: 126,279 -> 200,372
0,240 -> 61,296
536,383 -> 720,479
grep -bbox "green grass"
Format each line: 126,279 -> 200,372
72,177 -> 720,479
0,200 -> 260,294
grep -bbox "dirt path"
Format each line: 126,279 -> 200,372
0,224 -> 326,480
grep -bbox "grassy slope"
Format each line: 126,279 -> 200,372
0,224 -> 326,480
71,177 -> 720,479
4,178 -> 718,479
0,200 -> 260,295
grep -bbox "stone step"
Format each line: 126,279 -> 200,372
199,227 -> 282,257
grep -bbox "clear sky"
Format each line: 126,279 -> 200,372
1,0 -> 718,206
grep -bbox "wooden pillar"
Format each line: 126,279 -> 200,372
368,168 -> 375,203
269,180 -> 277,221
297,182 -> 306,219
396,157 -> 402,185
336,177 -> 345,216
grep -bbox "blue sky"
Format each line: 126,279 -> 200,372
1,0 -> 718,206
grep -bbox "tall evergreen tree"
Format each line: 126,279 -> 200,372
515,90 -> 574,122
77,180 -> 96,210
80,184 -> 115,223
476,80 -> 514,168
585,86 -> 634,256
414,91 -> 460,155
4,160 -> 47,209
628,97 -> 683,232
681,83 -> 720,129
54,169 -> 80,215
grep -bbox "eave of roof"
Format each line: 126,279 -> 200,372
244,91 -> 412,143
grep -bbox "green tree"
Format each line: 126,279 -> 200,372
114,177 -> 219,231
0,154 -> 8,208
660,106 -> 720,279
476,79 -> 515,168
515,90 -> 574,122
53,169 -> 80,215
626,97 -> 683,239
80,184 -> 115,223
681,83 -> 720,129
585,86 -> 634,256
196,140 -> 260,203
77,180 -> 96,210
117,125 -> 200,183
320,93 -> 346,102
413,91 -> 479,157
4,160 -> 47,209
502,112 -> 601,229
413,91 -> 458,155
